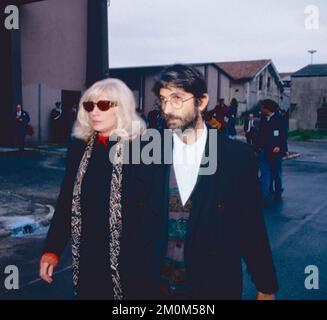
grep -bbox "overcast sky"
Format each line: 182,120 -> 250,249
108,0 -> 326,72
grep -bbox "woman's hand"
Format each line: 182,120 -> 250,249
256,292 -> 276,300
39,253 -> 59,284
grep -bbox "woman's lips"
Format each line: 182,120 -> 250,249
92,120 -> 102,124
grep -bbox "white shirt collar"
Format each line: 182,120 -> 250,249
267,112 -> 275,121
173,123 -> 208,205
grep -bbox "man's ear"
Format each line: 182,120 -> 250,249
198,93 -> 209,113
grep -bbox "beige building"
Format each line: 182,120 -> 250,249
110,59 -> 283,117
2,0 -> 109,145
21,0 -> 88,143
290,64 -> 327,131
279,73 -> 292,112
110,64 -> 229,116
216,60 -> 283,115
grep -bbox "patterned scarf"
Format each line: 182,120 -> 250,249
71,133 -> 124,299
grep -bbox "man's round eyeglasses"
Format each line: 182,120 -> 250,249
159,95 -> 194,110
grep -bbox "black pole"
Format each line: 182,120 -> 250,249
0,4 -> 22,147
86,0 -> 109,87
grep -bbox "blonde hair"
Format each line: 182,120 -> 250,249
73,78 -> 146,141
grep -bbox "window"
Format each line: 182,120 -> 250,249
290,103 -> 297,113
259,75 -> 263,91
267,77 -> 271,91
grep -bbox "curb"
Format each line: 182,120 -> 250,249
289,138 -> 327,143
284,153 -> 301,160
30,149 -> 67,157
0,147 -> 67,157
0,229 -> 11,238
306,139 -> 327,143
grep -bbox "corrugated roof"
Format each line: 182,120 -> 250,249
292,64 -> 327,77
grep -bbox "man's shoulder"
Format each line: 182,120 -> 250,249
221,135 -> 256,164
272,112 -> 284,122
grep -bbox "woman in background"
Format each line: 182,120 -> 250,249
227,98 -> 238,138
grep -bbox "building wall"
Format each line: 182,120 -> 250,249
245,66 -> 281,112
281,87 -> 291,111
256,67 -> 281,104
230,83 -> 246,104
20,0 -> 88,142
143,71 -> 158,115
281,76 -> 291,111
290,77 -> 327,130
206,65 -> 218,111
111,64 -> 223,117
219,73 -> 232,106
24,84 -> 61,143
229,83 -> 247,114
248,77 -> 259,111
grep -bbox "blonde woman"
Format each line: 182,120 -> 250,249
39,78 -> 160,300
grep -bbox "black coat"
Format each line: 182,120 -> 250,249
43,138 -> 164,299
148,131 -> 279,300
44,132 -> 278,300
244,119 -> 258,135
256,113 -> 288,158
14,110 -> 30,134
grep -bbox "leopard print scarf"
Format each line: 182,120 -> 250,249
71,133 -> 124,299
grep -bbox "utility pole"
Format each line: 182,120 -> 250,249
308,50 -> 317,64
86,0 -> 109,86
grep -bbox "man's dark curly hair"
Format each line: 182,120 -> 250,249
152,64 -> 208,105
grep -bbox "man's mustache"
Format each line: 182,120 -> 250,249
162,113 -> 182,121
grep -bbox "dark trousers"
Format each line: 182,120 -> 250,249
259,149 -> 271,198
15,130 -> 26,151
269,157 -> 283,196
245,132 -> 256,146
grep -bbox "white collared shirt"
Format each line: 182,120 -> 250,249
266,112 -> 275,121
173,124 -> 208,206
247,119 -> 254,132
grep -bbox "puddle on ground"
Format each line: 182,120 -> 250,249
0,215 -> 49,237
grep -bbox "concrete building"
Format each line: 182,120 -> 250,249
290,64 -> 327,131
1,0 -> 109,145
2,2 -> 284,144
279,72 -> 292,112
110,63 -> 231,116
110,59 -> 283,117
216,60 -> 283,114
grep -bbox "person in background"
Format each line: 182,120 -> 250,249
13,104 -> 30,152
207,98 -> 229,133
147,103 -> 166,131
244,113 -> 258,146
50,102 -> 63,143
256,99 -> 288,205
227,98 -> 238,139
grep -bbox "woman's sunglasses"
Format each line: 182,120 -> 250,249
82,100 -> 118,112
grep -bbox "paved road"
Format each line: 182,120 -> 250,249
0,141 -> 326,300
244,141 -> 327,300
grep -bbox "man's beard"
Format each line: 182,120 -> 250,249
163,109 -> 199,132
